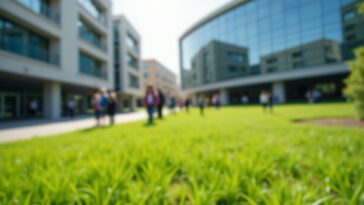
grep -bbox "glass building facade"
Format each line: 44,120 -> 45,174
79,52 -> 107,79
180,0 -> 364,90
0,16 -> 58,65
78,19 -> 106,51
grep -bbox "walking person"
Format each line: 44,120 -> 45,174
92,93 -> 101,126
260,91 -> 269,113
29,99 -> 38,117
107,92 -> 117,125
67,98 -> 76,118
99,88 -> 109,125
157,88 -> 165,119
198,95 -> 205,116
144,86 -> 159,125
168,95 -> 176,114
185,98 -> 191,113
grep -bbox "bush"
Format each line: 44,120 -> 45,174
344,3 -> 364,121
344,47 -> 364,121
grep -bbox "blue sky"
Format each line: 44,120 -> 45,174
112,0 -> 233,79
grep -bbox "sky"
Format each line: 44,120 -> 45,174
112,0 -> 233,80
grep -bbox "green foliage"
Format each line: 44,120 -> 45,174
345,47 -> 364,121
0,104 -> 363,205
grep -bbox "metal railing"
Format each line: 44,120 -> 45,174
16,0 -> 61,24
80,65 -> 108,79
0,40 -> 60,65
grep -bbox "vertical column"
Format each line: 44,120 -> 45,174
272,81 -> 286,103
82,95 -> 88,113
43,82 -> 61,119
220,89 -> 229,105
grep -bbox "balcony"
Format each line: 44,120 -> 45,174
0,40 -> 59,65
80,66 -> 107,79
15,0 -> 60,24
79,31 -> 107,52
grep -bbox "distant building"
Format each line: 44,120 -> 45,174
143,59 -> 179,97
0,0 -> 113,119
113,15 -> 143,111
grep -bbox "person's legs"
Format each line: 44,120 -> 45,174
147,106 -> 154,124
158,105 -> 162,119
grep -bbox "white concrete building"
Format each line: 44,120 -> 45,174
113,15 -> 143,111
0,0 -> 113,120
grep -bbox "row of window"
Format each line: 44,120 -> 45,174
78,19 -> 106,51
78,0 -> 108,26
17,0 -> 60,23
79,53 -> 107,79
181,0 -> 362,89
0,16 -> 59,65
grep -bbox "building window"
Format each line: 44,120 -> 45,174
126,34 -> 139,54
127,53 -> 139,70
228,66 -> 238,73
78,0 -> 107,26
266,57 -> 278,64
0,16 -> 58,65
129,74 -> 140,88
78,19 -> 105,51
227,52 -> 245,63
79,53 -> 107,79
144,73 -> 149,78
346,34 -> 356,42
343,10 -> 356,21
17,0 -> 59,23
144,63 -> 149,68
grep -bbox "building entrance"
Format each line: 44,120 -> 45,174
0,93 -> 21,119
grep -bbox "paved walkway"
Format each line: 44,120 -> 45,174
0,112 -> 149,143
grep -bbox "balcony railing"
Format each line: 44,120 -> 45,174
79,32 -> 107,52
80,65 -> 108,79
0,40 -> 60,65
16,0 -> 60,24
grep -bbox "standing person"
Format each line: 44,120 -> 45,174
169,95 -> 176,114
157,89 -> 165,119
268,92 -> 274,114
185,98 -> 191,113
29,99 -> 38,117
99,88 -> 109,125
107,92 -> 117,125
215,94 -> 221,109
198,95 -> 205,116
67,98 -> 76,118
144,86 -> 159,125
92,93 -> 101,126
260,91 -> 269,113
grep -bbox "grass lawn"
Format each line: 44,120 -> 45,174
0,103 -> 363,205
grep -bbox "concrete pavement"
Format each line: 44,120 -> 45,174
0,112 -> 149,143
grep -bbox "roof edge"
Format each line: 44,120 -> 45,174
180,0 -> 247,41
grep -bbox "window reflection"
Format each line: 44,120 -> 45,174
181,0 -> 364,89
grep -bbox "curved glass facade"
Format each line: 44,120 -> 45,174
180,0 -> 363,90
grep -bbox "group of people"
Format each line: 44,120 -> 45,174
306,89 -> 322,104
92,88 -> 117,126
143,86 -> 190,125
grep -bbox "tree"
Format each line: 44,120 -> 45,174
344,3 -> 364,121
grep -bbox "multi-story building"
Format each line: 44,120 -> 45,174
0,0 -> 113,119
113,15 -> 143,111
143,59 -> 179,97
180,0 -> 364,104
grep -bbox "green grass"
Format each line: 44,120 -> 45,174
0,103 -> 363,205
